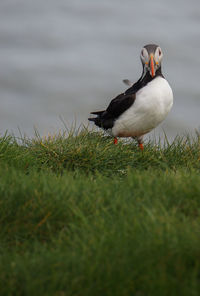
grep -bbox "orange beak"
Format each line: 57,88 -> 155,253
150,54 -> 155,77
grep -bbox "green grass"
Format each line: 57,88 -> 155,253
0,129 -> 200,296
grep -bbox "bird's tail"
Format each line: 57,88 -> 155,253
88,117 -> 96,122
88,111 -> 105,127
90,110 -> 105,115
88,110 -> 104,124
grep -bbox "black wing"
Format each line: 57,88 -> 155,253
89,65 -> 165,130
106,93 -> 136,118
88,93 -> 136,130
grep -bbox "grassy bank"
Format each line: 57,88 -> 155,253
0,130 -> 200,296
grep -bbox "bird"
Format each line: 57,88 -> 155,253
88,44 -> 173,150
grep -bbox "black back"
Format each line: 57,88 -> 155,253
88,65 -> 163,130
125,66 -> 164,95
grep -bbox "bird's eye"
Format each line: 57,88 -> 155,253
158,49 -> 162,56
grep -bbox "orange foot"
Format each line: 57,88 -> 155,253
139,143 -> 144,151
114,137 -> 118,145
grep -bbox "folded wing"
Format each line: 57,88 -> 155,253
88,93 -> 136,130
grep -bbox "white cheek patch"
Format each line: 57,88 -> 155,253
154,47 -> 163,64
141,48 -> 149,64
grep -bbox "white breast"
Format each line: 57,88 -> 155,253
112,76 -> 173,137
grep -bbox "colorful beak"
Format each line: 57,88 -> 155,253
150,54 -> 155,77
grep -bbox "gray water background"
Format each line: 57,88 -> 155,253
0,0 -> 200,140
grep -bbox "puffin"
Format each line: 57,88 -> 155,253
88,44 -> 173,150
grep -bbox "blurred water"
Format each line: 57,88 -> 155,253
0,0 -> 200,140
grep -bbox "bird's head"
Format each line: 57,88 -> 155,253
140,44 -> 163,77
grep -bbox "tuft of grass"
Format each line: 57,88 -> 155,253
0,129 -> 200,295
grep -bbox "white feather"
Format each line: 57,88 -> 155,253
112,77 -> 173,137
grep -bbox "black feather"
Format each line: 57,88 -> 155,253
88,63 -> 164,131
90,111 -> 105,115
88,93 -> 136,129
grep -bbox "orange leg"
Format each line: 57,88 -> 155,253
114,137 -> 118,145
138,143 -> 144,151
